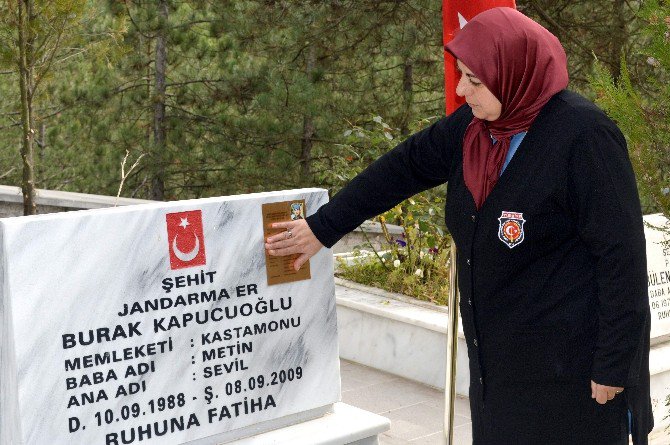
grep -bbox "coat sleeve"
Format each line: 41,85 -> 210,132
568,113 -> 649,388
306,106 -> 470,248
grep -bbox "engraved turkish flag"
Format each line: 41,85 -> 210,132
442,0 -> 516,114
166,210 -> 207,270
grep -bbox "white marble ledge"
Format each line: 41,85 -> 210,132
335,278 -> 465,338
354,220 -> 403,235
0,184 -> 152,209
649,340 -> 670,376
230,403 -> 390,445
0,185 -> 326,212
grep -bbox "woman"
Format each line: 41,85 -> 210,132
265,7 -> 652,445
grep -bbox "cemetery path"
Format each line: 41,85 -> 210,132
339,360 -> 664,445
340,359 -> 472,444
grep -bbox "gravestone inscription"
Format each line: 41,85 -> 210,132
0,189 -> 340,445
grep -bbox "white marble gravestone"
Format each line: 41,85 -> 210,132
644,213 -> 670,341
0,189 -> 343,445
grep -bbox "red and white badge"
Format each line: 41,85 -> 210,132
498,211 -> 525,249
166,210 -> 207,269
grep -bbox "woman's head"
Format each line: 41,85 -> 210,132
455,59 -> 502,121
446,8 -> 570,209
445,7 -> 568,126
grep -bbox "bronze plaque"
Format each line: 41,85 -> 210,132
262,200 -> 311,285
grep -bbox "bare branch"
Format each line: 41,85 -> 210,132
116,150 -> 146,205
0,167 -> 16,180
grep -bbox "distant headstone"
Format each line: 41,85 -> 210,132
0,189 -> 340,445
644,214 -> 670,340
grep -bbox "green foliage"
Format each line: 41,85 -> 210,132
590,0 -> 670,217
320,115 -> 440,192
0,0 -> 126,194
518,1 -> 647,96
332,115 -> 451,304
0,0 -> 446,199
337,192 -> 452,305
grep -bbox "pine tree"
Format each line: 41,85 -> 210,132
590,0 -> 670,217
0,0 -> 124,210
0,0 -> 93,214
519,0 -> 646,93
4,0 -> 657,205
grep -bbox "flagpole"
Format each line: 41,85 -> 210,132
444,239 -> 459,444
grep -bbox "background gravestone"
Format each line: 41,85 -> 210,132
0,188 -> 340,445
643,214 -> 670,341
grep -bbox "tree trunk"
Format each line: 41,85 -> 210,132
18,0 -> 36,215
151,0 -> 168,201
38,120 -> 45,180
299,45 -> 316,184
142,32 -> 151,144
300,114 -> 315,182
400,59 -> 413,136
610,0 -> 626,83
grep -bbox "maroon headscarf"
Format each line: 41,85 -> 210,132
445,7 -> 568,209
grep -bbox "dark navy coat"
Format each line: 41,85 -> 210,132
307,90 -> 652,444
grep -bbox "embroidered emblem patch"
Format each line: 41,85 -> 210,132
498,211 -> 526,249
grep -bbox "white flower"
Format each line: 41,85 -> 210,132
647,57 -> 661,67
393,259 -> 401,268
382,258 -> 387,263
662,187 -> 670,196
419,251 -> 425,259
373,115 -> 383,123
343,129 -> 352,137
384,132 -> 393,140
428,207 -> 435,216
415,269 -> 424,278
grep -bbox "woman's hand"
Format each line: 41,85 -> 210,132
591,380 -> 624,405
265,219 -> 324,271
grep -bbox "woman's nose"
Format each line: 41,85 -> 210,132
455,74 -> 468,97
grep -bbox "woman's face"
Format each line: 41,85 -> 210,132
455,60 -> 502,121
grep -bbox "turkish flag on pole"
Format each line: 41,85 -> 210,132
442,0 -> 516,114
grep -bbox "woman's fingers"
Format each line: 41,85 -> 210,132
591,380 -> 624,405
289,240 -> 324,270
294,253 -> 311,271
270,221 -> 293,229
595,388 -> 608,405
264,219 -> 325,270
264,238 -> 294,251
266,244 -> 302,256
266,225 -> 295,244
